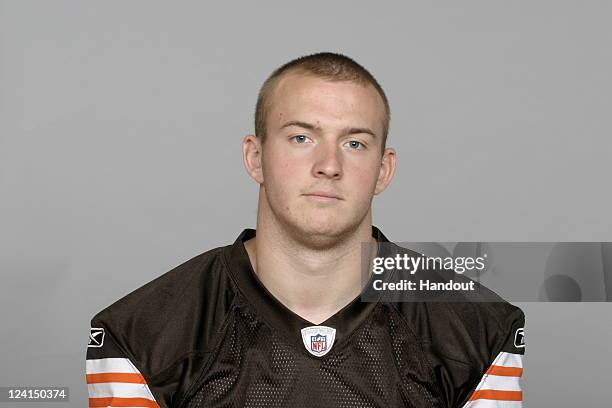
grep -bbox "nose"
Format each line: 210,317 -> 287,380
312,141 -> 342,179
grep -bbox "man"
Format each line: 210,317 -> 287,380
86,52 -> 525,407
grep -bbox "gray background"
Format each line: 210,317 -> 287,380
1,1 -> 611,406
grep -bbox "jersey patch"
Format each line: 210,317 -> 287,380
514,328 -> 525,348
88,328 -> 105,348
300,325 -> 336,357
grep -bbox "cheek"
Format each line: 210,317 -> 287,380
347,161 -> 380,194
269,158 -> 298,183
264,144 -> 299,174
263,155 -> 303,199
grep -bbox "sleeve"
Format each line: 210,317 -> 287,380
85,321 -> 162,408
461,309 -> 526,408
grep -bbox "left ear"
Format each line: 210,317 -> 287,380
374,147 -> 396,195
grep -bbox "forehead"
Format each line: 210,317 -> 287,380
267,72 -> 386,136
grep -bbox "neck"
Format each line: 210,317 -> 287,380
244,200 -> 377,325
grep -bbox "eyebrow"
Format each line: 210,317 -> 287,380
280,120 -> 377,138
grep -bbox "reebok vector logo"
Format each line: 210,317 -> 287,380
88,328 -> 105,348
514,328 -> 525,348
301,326 -> 336,357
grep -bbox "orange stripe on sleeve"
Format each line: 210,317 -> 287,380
89,396 -> 160,407
485,365 -> 524,377
86,372 -> 147,384
469,390 -> 523,401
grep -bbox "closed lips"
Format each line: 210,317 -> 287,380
304,192 -> 343,200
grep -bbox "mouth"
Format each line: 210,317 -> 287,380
302,192 -> 343,202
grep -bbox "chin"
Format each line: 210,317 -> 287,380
268,198 -> 365,246
289,217 -> 357,247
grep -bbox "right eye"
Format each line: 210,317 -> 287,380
290,135 -> 312,144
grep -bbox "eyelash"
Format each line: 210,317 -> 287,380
290,135 -> 366,150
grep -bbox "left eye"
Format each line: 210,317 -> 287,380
291,135 -> 311,144
345,140 -> 365,150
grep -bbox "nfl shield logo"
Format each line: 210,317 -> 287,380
311,334 -> 327,353
301,325 -> 336,357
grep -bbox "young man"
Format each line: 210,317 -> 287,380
86,53 -> 525,407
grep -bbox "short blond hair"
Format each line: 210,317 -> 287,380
255,52 -> 391,149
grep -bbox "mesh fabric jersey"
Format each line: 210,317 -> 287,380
85,227 -> 525,408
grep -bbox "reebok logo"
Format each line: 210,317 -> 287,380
514,328 -> 525,348
88,328 -> 105,348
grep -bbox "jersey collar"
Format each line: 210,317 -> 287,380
223,225 -> 393,354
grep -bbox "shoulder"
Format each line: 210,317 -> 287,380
377,242 -> 525,363
391,272 -> 525,365
394,299 -> 524,407
90,244 -> 237,374
391,277 -> 525,407
381,242 -> 525,406
393,294 -> 524,359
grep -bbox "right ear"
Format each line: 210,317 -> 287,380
242,134 -> 264,184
